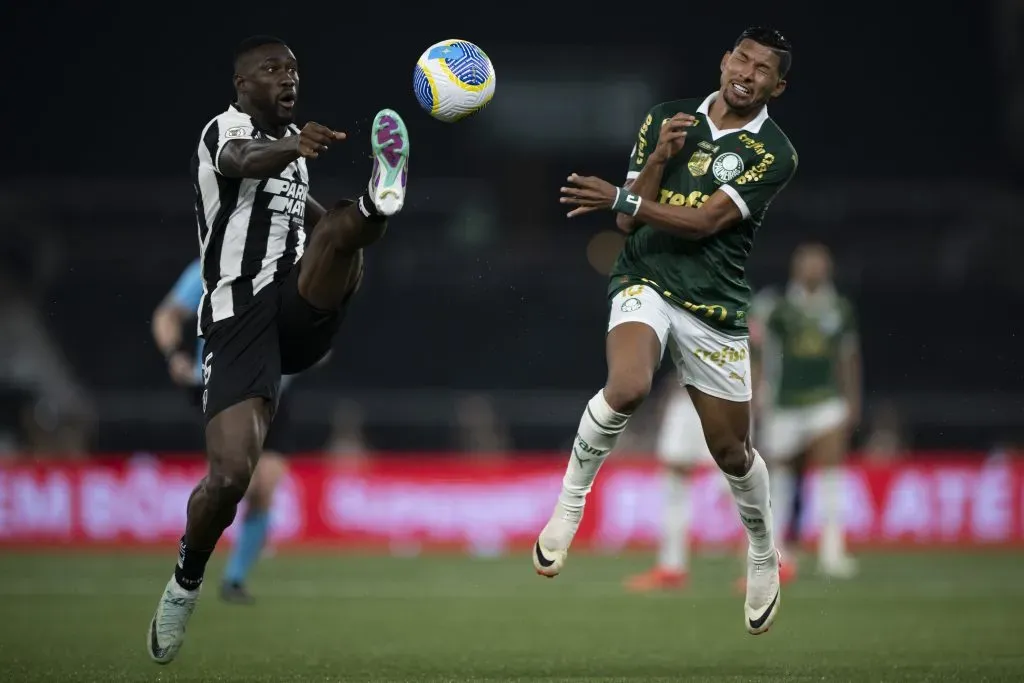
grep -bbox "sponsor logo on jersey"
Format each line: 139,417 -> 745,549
225,126 -> 253,139
264,178 -> 308,219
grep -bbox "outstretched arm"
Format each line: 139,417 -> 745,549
218,123 -> 345,179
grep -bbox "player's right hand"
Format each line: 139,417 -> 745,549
650,113 -> 695,162
295,122 -> 346,160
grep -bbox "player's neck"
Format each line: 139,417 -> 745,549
235,99 -> 287,138
709,91 -> 763,131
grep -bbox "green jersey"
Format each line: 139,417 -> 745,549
609,92 -> 798,334
763,288 -> 857,407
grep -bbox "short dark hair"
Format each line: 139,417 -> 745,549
734,26 -> 792,78
234,35 -> 288,70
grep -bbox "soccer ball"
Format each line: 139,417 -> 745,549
413,39 -> 496,123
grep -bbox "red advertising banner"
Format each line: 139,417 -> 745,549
1,454 -> 1022,549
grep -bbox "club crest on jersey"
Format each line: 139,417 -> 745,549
688,150 -> 713,177
712,152 -> 745,183
621,297 -> 642,313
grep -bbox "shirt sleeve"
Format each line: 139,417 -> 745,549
719,147 -> 798,220
625,106 -> 661,182
168,259 -> 204,313
209,109 -> 256,175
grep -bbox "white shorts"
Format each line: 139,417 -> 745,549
608,284 -> 752,402
656,389 -> 714,466
762,397 -> 848,461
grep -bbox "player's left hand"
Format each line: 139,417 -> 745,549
560,174 -> 617,218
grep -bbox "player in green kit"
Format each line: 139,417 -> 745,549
758,243 -> 861,579
535,26 -> 797,635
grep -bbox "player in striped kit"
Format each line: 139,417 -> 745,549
147,35 -> 410,664
153,258 -> 298,605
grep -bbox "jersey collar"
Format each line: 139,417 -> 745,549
227,103 -> 299,139
697,91 -> 770,141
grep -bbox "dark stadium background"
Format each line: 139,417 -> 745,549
3,0 -> 1018,453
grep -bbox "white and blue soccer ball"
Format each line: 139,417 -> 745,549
413,39 -> 496,123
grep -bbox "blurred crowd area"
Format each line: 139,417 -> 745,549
1,174 -> 1021,460
3,4 -> 1023,460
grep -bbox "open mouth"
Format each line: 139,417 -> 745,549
731,82 -> 752,97
279,92 -> 296,109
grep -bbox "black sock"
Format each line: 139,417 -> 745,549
356,194 -> 386,222
173,536 -> 212,591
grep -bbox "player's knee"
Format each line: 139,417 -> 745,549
711,439 -> 751,478
206,454 -> 255,508
603,374 -> 652,414
320,206 -> 386,252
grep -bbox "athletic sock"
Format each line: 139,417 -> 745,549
174,536 -> 213,591
223,510 -> 270,586
557,391 -> 630,510
722,450 -> 776,561
657,470 -> 690,572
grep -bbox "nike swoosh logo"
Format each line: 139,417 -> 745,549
748,589 -> 780,631
148,618 -> 170,663
534,541 -> 555,568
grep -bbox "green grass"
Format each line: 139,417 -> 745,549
0,550 -> 1021,681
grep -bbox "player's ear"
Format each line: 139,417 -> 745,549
771,78 -> 787,98
233,73 -> 246,94
720,51 -> 731,73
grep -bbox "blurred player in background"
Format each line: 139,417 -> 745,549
758,242 -> 861,578
623,380 -> 714,591
542,26 -> 798,635
152,258 -> 290,604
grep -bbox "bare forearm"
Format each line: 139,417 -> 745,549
152,308 -> 183,356
632,200 -> 714,239
220,138 -> 301,179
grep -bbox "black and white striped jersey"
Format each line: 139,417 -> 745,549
191,103 -> 309,335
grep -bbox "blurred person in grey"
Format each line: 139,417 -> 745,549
0,269 -> 93,456
542,26 -> 797,635
147,34 -> 410,666
152,258 -> 289,605
757,243 -> 861,579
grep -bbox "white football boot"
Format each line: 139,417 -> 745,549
147,576 -> 201,664
367,108 -> 409,216
533,501 -> 583,578
744,549 -> 782,635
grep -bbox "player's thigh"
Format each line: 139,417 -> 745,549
261,387 -> 297,456
669,311 -> 752,405
605,285 -> 672,407
656,389 -> 715,467
278,258 -> 359,375
298,198 -> 374,311
668,312 -> 752,457
202,294 -> 282,429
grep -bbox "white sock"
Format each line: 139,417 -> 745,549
818,465 -> 846,562
558,391 -> 630,509
722,450 -> 775,561
769,464 -> 795,551
657,470 -> 689,572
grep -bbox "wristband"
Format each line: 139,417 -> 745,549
611,187 -> 642,217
